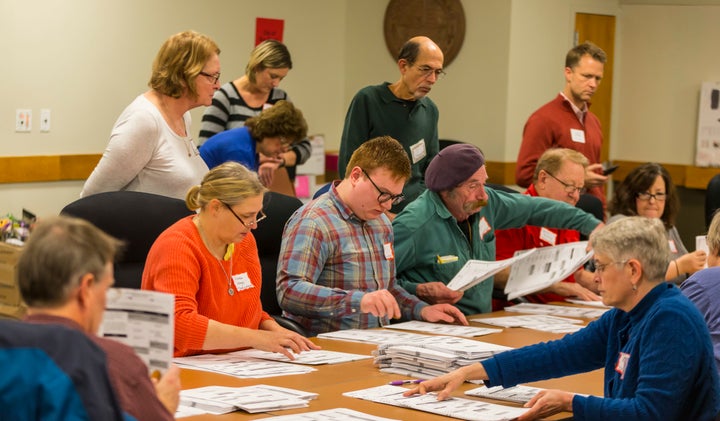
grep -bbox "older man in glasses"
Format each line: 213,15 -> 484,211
393,144 -> 604,316
277,136 -> 467,336
338,36 -> 445,217
494,148 -> 600,306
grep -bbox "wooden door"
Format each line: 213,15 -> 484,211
575,13 -> 616,162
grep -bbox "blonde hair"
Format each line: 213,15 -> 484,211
707,210 -> 720,257
533,148 -> 589,182
186,162 -> 266,210
149,30 -> 220,100
245,39 -> 292,84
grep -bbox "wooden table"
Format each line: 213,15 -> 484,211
180,310 -> 604,420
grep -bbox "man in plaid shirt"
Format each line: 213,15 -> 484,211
277,136 -> 467,336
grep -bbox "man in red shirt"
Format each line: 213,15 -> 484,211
497,148 -> 600,305
515,42 -> 609,211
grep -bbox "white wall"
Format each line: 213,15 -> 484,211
0,0 -> 347,216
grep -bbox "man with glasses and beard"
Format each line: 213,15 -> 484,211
277,136 -> 467,336
339,36 -> 444,217
392,144 -> 604,316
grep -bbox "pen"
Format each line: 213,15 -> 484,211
388,379 -> 424,386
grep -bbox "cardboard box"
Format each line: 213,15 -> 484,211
0,242 -> 24,310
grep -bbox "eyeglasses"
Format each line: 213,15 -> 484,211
637,192 -> 667,202
544,171 -> 586,195
593,260 -> 629,274
416,65 -> 446,80
221,201 -> 267,228
199,71 -> 221,84
361,168 -> 405,206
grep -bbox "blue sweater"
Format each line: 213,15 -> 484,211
199,126 -> 257,170
483,283 -> 720,420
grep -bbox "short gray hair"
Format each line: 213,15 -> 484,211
590,216 -> 669,283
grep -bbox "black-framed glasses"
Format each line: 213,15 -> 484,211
415,65 -> 446,80
637,192 -> 667,202
361,168 -> 405,206
221,201 -> 266,228
199,71 -> 221,84
593,260 -> 629,274
544,171 -> 586,195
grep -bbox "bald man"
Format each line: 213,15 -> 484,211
339,36 -> 445,216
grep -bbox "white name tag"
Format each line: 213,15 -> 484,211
570,129 -> 586,143
539,227 -> 557,246
383,242 -> 395,260
668,240 -> 678,254
478,217 -> 491,240
232,272 -> 254,291
410,139 -> 427,164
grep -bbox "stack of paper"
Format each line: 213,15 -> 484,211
178,385 -> 317,415
374,335 -> 513,380
465,384 -> 544,404
472,314 -> 585,333
257,408 -> 400,420
505,302 -> 609,319
230,348 -> 371,365
317,328 -> 434,345
383,320 -> 502,337
344,385 -> 528,421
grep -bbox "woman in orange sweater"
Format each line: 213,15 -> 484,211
142,162 -> 318,357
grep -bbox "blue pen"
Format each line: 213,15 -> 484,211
388,379 -> 424,386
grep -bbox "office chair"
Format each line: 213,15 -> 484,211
60,191 -> 194,289
252,192 -> 308,336
0,320 -> 125,420
706,173 -> 720,229
312,182 -> 332,199
576,193 -> 605,222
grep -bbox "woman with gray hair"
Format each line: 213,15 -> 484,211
405,217 -> 720,420
141,161 -> 318,358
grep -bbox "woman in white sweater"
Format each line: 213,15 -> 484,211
81,30 -> 220,200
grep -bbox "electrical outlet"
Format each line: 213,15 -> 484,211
40,109 -> 51,132
15,109 -> 32,132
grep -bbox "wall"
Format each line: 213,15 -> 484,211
0,0 -> 346,216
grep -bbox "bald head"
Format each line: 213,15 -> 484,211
394,36 -> 444,100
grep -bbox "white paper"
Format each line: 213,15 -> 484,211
296,134 -> 325,175
472,314 -> 585,333
317,328 -> 432,345
446,249 -> 536,292
259,408 -> 400,421
697,235 -> 709,269
229,348 -> 371,365
504,302 -> 609,319
565,298 -> 610,308
504,242 -> 593,300
344,385 -> 528,421
180,385 -> 315,414
465,384 -> 544,404
173,352 -> 316,378
100,288 -> 174,376
695,81 -> 720,166
383,320 -> 502,337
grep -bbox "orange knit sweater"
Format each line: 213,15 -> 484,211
142,216 -> 272,356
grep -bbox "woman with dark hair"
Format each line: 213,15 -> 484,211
608,162 -> 706,283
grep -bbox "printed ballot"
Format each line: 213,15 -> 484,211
446,242 -> 592,300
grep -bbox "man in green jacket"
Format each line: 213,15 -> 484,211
392,144 -> 604,315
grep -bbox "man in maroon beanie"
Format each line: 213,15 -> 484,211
392,143 -> 604,315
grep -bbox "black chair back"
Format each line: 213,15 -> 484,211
60,191 -> 193,288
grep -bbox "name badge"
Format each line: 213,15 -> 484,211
383,242 -> 395,260
410,139 -> 427,164
232,272 -> 254,291
570,129 -> 586,143
668,239 -> 678,254
615,352 -> 630,380
539,227 -> 557,246
478,217 -> 492,240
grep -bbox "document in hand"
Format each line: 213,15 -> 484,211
100,288 -> 175,377
504,241 -> 593,300
446,249 -> 536,292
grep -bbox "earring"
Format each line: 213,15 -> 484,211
632,284 -> 637,291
